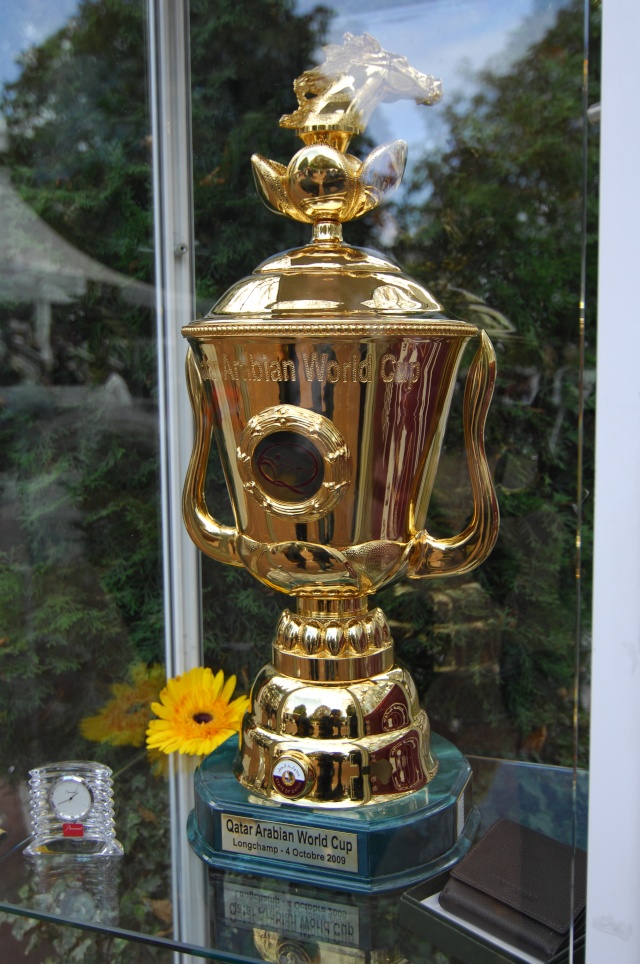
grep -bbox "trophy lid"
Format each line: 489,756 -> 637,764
185,234 -> 478,336
191,236 -> 453,325
183,35 -> 474,338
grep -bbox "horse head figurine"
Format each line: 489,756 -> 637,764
280,33 -> 442,139
252,34 -> 442,228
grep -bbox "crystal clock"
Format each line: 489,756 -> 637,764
24,761 -> 123,856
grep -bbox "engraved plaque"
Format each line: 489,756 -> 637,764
221,813 -> 358,873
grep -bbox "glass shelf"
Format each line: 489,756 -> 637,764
0,755 -> 588,961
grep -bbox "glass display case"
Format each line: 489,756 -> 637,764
0,0 -> 618,960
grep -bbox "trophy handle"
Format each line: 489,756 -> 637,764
183,348 -> 242,568
409,330 -> 499,578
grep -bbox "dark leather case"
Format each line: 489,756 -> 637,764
439,818 -> 587,960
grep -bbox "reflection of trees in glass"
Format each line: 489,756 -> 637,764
1,0 -> 153,280
1,2 -> 160,792
0,0 -> 595,817
190,0 -> 332,302
0,2 -> 329,951
0,4 -> 165,950
0,0 -> 331,738
378,0 -> 598,765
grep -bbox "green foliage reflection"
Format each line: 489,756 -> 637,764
0,9 -> 596,929
379,0 -> 598,764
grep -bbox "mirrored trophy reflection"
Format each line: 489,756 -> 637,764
183,33 -> 499,891
208,869 -> 406,964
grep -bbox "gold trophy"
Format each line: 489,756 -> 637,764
184,34 -> 499,891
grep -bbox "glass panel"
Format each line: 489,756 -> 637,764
0,0 -> 597,958
0,0 -> 174,948
192,0 -> 594,769
188,0 -> 595,959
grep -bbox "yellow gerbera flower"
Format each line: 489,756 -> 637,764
146,667 -> 250,757
81,663 -> 166,747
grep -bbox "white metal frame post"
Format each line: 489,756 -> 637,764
148,0 -> 208,955
586,0 -> 640,961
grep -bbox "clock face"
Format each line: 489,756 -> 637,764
49,776 -> 93,821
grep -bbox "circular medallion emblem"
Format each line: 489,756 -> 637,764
253,431 -> 324,503
277,941 -> 312,964
237,405 -> 351,521
272,756 -> 313,799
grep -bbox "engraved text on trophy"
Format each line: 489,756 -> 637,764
199,350 -> 423,387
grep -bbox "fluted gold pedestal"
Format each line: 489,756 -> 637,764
238,597 -> 437,808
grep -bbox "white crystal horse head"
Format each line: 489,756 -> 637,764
280,33 -> 442,137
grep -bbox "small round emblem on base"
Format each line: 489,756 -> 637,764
272,755 -> 314,799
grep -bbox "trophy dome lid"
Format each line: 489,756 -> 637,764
183,238 -> 477,339
182,36 -> 470,340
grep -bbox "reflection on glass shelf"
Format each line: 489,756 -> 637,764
0,756 -> 588,963
209,869 -> 405,964
24,853 -> 121,926
470,756 -> 589,849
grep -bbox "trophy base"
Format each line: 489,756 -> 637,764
188,733 -> 478,893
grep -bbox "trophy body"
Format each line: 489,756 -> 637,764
183,35 -> 499,891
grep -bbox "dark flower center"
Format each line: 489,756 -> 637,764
193,712 -> 214,725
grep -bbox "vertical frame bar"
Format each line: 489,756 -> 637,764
587,0 -> 640,961
148,0 -> 208,955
